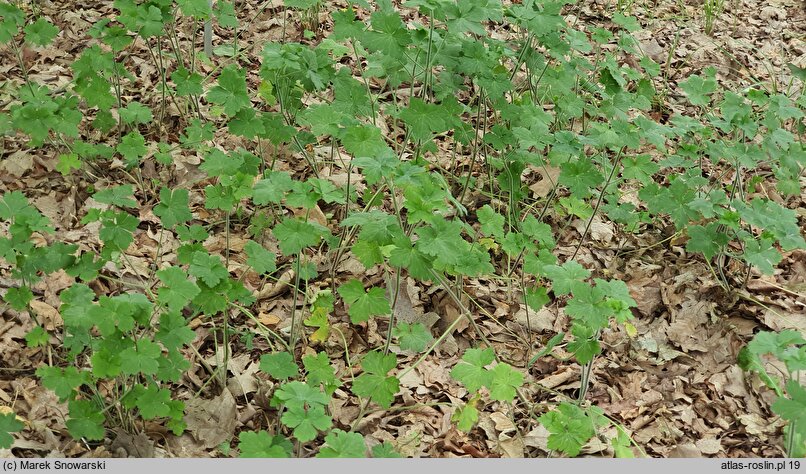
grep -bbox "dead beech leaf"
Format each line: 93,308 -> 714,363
498,432 -> 525,458
293,205 -> 327,227
695,437 -> 722,455
738,413 -> 778,435
523,424 -> 550,450
33,195 -> 64,229
110,430 -> 155,458
257,313 -> 280,326
0,150 -> 32,178
227,359 -> 260,398
667,301 -> 714,352
489,412 -> 516,433
514,306 -> 555,332
257,269 -> 293,299
668,442 -> 701,457
763,308 -> 806,335
184,389 -> 238,449
539,367 -> 577,389
572,216 -> 614,243
387,277 -> 439,329
528,165 -> 560,198
28,300 -> 61,330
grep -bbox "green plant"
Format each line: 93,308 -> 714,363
235,350 -> 401,457
703,0 -> 724,36
450,347 -> 524,432
0,411 -> 23,449
0,0 -> 802,459
739,330 -> 806,457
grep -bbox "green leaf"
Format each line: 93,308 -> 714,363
543,261 -> 590,296
686,223 -> 728,260
177,0 -> 211,18
477,204 -> 505,238
259,352 -> 299,380
771,381 -> 806,435
66,399 -> 105,441
102,25 -> 132,51
450,347 -> 495,392
365,10 -> 410,57
238,431 -> 292,458
119,101 -> 153,125
680,73 -> 717,107
272,218 -> 323,255
285,0 -> 320,8
4,286 -> 33,311
189,251 -> 229,287
353,351 -> 399,408
371,442 -> 402,458
200,148 -> 241,177
176,224 -> 209,242
0,412 -> 22,448
392,322 -> 433,352
36,365 -> 87,401
565,284 -> 611,329
154,187 -> 192,229
559,158 -> 603,198
612,426 -> 635,458
337,279 -> 391,324
117,131 -> 148,168
94,184 -> 137,208
24,18 -> 59,46
228,108 -> 265,139
303,352 -> 339,394
452,403 -> 479,432
136,384 -> 172,419
117,2 -> 166,38
539,402 -> 596,457
341,125 -> 388,158
488,363 -> 524,402
215,1 -> 238,28
524,286 -> 550,312
414,218 -> 467,267
742,238 -> 782,275
353,152 -> 399,186
157,267 -> 200,312
244,240 -> 276,274
351,239 -> 384,268
56,153 -> 82,175
207,65 -> 251,115
361,350 -> 396,375
734,198 -> 806,251
0,4 -> 24,44
119,339 -> 161,376
172,67 -> 204,96
281,402 -> 331,442
253,170 -> 293,205
274,381 -> 329,408
304,292 -> 333,344
621,155 -> 659,184
93,110 -> 116,132
156,311 -> 195,351
25,326 -> 49,348
568,324 -> 601,365
747,330 -> 805,358
612,13 -> 640,31
317,430 -> 366,458
399,98 -> 453,142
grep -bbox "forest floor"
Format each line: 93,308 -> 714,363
0,0 -> 805,459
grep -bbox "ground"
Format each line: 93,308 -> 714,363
0,0 -> 804,459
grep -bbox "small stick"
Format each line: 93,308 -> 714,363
203,0 -> 214,57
